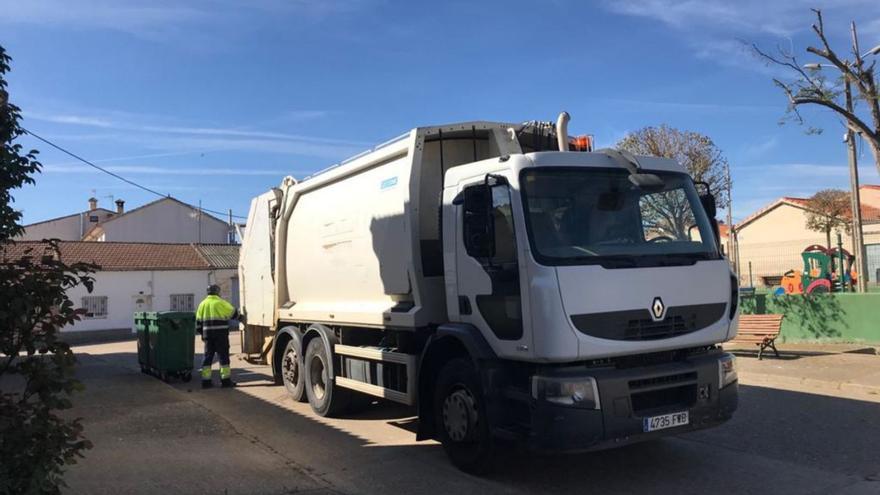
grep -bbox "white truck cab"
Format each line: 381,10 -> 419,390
238,113 -> 739,473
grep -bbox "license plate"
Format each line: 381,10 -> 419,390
643,411 -> 689,432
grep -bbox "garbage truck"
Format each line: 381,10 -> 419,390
238,113 -> 739,472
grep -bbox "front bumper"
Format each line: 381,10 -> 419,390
525,351 -> 738,453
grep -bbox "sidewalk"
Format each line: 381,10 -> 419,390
726,343 -> 880,399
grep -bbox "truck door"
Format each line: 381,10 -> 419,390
454,175 -> 530,357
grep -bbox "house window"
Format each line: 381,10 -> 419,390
170,294 -> 195,312
82,296 -> 108,319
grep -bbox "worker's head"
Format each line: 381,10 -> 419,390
207,284 -> 221,296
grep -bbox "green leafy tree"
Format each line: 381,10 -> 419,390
1,45 -> 95,494
804,189 -> 851,249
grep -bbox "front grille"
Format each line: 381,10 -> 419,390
631,384 -> 697,415
623,315 -> 689,340
570,302 -> 727,341
629,371 -> 697,390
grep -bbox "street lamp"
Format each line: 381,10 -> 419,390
803,51 -> 877,292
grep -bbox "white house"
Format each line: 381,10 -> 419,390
20,196 -> 232,244
19,197 -> 117,241
3,241 -> 239,343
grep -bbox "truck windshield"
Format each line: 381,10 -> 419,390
520,167 -> 719,268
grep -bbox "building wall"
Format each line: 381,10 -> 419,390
20,209 -> 115,241
65,268 -> 238,333
860,187 -> 880,208
101,199 -> 230,243
736,203 -> 880,286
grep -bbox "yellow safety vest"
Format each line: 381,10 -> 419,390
195,295 -> 238,335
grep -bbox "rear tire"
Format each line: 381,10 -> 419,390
304,337 -> 350,417
434,358 -> 494,474
281,339 -> 306,402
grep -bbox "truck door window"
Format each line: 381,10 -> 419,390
490,185 -> 517,265
461,181 -> 523,340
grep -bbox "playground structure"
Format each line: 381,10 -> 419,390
777,241 -> 856,295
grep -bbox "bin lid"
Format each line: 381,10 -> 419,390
156,311 -> 195,320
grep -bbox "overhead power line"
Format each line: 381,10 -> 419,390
23,128 -> 247,220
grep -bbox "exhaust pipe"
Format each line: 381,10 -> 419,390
556,111 -> 570,151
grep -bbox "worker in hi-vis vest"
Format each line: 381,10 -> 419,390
196,285 -> 239,389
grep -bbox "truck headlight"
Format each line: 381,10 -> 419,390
718,354 -> 737,389
531,376 -> 600,409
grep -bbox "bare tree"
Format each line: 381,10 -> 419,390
617,125 -> 731,207
617,125 -> 730,243
753,9 -> 880,173
804,189 -> 851,249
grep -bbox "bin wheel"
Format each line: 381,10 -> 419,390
182,372 -> 193,383
159,371 -> 169,382
140,365 -> 148,374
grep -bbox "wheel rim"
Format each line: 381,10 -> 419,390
282,348 -> 299,386
442,386 -> 478,442
309,352 -> 327,401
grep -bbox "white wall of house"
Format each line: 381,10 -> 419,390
65,268 -> 238,333
99,199 -> 230,243
20,209 -> 114,241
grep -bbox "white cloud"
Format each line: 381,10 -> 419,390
602,1 -> 880,71
42,164 -> 306,176
25,110 -> 365,145
0,0 -> 373,39
23,109 -> 371,159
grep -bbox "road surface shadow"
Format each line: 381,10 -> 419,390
69,351 -> 880,495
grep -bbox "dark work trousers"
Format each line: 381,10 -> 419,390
202,331 -> 231,369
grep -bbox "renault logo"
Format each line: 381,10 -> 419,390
651,297 -> 666,321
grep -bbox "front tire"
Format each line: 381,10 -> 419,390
304,337 -> 350,417
281,339 -> 306,402
434,358 -> 494,474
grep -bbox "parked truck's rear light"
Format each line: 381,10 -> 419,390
718,354 -> 737,389
729,274 -> 739,320
531,376 -> 600,409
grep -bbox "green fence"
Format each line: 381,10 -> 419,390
741,293 -> 880,344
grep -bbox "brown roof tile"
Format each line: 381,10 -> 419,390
1,241 -> 215,271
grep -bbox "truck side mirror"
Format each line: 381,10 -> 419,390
694,181 -> 717,219
462,184 -> 495,259
694,181 -> 720,248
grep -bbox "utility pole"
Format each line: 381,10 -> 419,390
847,21 -> 869,292
725,164 -> 737,279
198,199 -> 202,244
228,208 -> 234,244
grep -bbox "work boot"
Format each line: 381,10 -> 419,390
221,378 -> 236,388
202,380 -> 213,389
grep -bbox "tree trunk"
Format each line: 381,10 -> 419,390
826,229 -> 832,250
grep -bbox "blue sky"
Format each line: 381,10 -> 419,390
3,0 -> 880,225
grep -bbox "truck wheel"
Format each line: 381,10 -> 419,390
434,358 -> 494,474
304,337 -> 350,417
281,339 -> 306,402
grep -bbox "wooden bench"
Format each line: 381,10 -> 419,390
729,314 -> 784,360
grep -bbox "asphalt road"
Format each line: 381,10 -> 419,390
64,338 -> 880,495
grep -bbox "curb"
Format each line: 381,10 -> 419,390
739,371 -> 880,396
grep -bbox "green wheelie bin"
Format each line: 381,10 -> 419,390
134,312 -> 151,373
144,311 -> 196,382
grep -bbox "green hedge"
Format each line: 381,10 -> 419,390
741,293 -> 880,343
